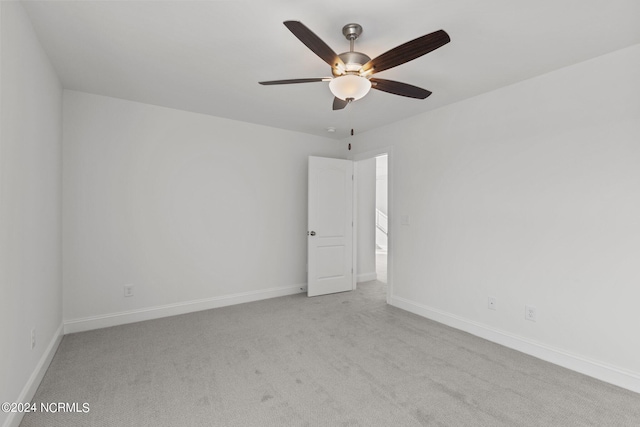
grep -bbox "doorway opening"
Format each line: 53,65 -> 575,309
354,148 -> 392,304
375,155 -> 388,284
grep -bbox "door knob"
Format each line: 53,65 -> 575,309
309,231 -> 316,236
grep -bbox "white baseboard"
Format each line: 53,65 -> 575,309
64,284 -> 306,334
391,295 -> 640,394
3,323 -> 64,427
357,272 -> 377,283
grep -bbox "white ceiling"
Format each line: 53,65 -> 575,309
22,0 -> 640,140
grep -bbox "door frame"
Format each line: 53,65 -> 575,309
352,146 -> 394,304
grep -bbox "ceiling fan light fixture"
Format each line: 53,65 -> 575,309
329,75 -> 371,101
261,22 -> 450,110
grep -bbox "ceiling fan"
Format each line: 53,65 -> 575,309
259,21 -> 450,110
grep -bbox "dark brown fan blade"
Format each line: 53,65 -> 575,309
284,21 -> 345,70
259,78 -> 329,85
332,97 -> 349,110
361,29 -> 450,75
370,78 -> 432,99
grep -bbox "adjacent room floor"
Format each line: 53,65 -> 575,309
21,281 -> 640,427
376,249 -> 387,284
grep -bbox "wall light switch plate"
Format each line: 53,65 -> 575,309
488,296 -> 497,310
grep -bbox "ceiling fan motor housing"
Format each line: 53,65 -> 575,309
333,51 -> 371,76
331,23 -> 370,76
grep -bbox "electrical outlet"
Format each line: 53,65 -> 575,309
488,296 -> 497,310
124,285 -> 135,297
31,328 -> 36,350
525,305 -> 537,322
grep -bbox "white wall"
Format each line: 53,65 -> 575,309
350,44 -> 640,391
63,91 -> 344,330
0,2 -> 63,427
356,158 -> 376,282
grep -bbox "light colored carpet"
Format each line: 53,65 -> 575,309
21,281 -> 640,426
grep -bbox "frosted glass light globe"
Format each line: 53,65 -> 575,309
329,75 -> 372,101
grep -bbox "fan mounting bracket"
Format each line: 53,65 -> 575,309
342,23 -> 363,41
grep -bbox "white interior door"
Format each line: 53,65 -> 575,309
308,156 -> 353,297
